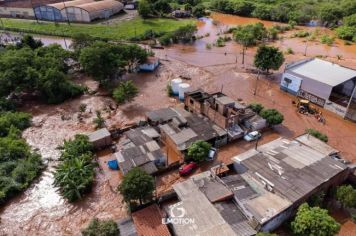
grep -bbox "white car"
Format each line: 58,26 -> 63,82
244,131 -> 261,142
207,147 -> 217,161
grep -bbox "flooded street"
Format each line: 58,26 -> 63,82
1,12 -> 356,235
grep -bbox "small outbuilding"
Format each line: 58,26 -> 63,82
281,58 -> 356,121
88,128 -> 112,150
139,57 -> 160,72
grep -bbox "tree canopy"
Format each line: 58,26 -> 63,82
187,140 -> 211,162
291,203 -> 340,236
259,109 -> 284,126
79,42 -> 148,85
254,45 -> 284,73
82,218 -> 119,236
0,111 -> 43,204
0,43 -> 84,104
112,81 -> 139,104
336,185 -> 356,208
54,135 -> 95,202
118,167 -> 154,205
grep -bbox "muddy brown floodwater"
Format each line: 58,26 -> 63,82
1,13 -> 356,235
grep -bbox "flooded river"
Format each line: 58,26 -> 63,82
0,13 -> 355,235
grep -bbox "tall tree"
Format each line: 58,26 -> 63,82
118,167 -> 154,205
254,45 -> 284,73
336,185 -> 356,208
291,203 -> 340,236
187,140 -> 211,162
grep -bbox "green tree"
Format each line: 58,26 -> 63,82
192,4 -> 206,18
53,135 -> 95,202
112,81 -> 138,104
187,140 -> 211,162
234,23 -> 267,64
93,110 -> 105,129
117,44 -> 148,72
79,42 -> 125,84
336,185 -> 356,208
254,45 -> 284,74
248,103 -> 264,113
319,4 -> 343,26
82,218 -> 119,236
17,35 -> 43,50
291,203 -> 340,236
70,33 -> 95,55
138,0 -> 152,18
259,109 -> 284,126
118,167 -> 154,205
256,233 -> 277,236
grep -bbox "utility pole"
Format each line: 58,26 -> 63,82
253,70 -> 260,96
62,0 -> 71,25
304,41 -> 308,56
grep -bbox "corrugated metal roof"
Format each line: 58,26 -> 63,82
88,128 -> 110,142
76,0 -> 123,13
49,0 -> 94,10
287,58 -> 356,87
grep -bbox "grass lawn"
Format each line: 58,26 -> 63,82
2,17 -> 195,40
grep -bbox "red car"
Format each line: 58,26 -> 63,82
179,162 -> 197,176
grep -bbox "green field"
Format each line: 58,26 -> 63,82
2,17 -> 195,40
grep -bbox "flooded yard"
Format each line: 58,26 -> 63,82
0,12 -> 355,235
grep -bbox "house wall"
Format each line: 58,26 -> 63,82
203,106 -> 227,129
184,97 -> 203,115
0,7 -> 34,18
300,77 -> 333,101
160,130 -> 184,165
324,101 -> 347,117
280,72 -> 302,95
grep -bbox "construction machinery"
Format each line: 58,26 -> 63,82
292,99 -> 326,124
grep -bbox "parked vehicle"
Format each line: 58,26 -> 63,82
207,147 -> 217,161
244,131 -> 261,142
179,162 -> 197,176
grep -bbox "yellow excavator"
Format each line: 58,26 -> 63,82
293,99 -> 318,114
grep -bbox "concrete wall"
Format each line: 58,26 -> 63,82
300,77 -> 333,101
280,72 -> 302,95
324,101 -> 347,118
0,7 -> 34,18
160,130 -> 184,165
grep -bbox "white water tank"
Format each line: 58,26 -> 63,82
171,78 -> 182,95
178,83 -> 191,100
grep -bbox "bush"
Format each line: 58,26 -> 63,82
187,140 -> 211,162
112,81 -> 138,104
291,203 -> 340,236
82,218 -> 119,236
260,109 -> 284,126
286,47 -> 294,54
320,34 -> 335,45
305,128 -> 328,142
293,31 -> 310,38
336,185 -> 356,208
166,84 -> 174,97
53,135 -> 95,202
0,112 -> 32,137
248,103 -> 264,113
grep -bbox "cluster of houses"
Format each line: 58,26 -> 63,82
115,133 -> 354,236
89,90 -> 268,176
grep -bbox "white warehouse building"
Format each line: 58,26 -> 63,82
281,58 -> 356,121
34,0 -> 123,22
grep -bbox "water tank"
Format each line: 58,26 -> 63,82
171,78 -> 182,95
178,83 -> 190,100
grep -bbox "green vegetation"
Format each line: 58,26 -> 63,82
256,233 -> 277,236
187,140 -> 211,162
286,47 -> 294,54
82,218 -> 119,236
305,128 -> 328,143
259,109 -> 284,126
336,13 -> 356,42
53,135 -> 95,202
0,112 -> 43,204
248,103 -> 264,114
0,38 -> 84,104
159,24 -> 197,45
336,185 -> 356,208
167,83 -> 174,97
79,41 -> 148,85
118,167 -> 155,205
210,0 -> 356,26
112,81 -> 139,104
291,203 -> 340,236
320,34 -> 335,46
2,17 -> 194,41
293,31 -> 310,38
93,110 -> 105,129
254,45 -> 285,74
